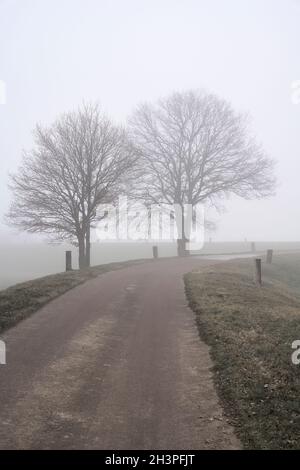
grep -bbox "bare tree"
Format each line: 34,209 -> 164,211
7,104 -> 135,268
129,90 -> 276,255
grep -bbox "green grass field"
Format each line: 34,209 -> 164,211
185,252 -> 300,449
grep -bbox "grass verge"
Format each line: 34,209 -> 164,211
184,254 -> 300,449
0,259 -> 149,335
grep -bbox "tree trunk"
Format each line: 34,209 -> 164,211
177,238 -> 187,257
78,234 -> 86,269
86,224 -> 91,268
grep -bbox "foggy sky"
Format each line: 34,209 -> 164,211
0,0 -> 299,242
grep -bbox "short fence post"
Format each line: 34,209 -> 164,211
251,242 -> 256,253
0,340 -> 6,365
266,249 -> 273,264
253,258 -> 262,286
66,251 -> 72,271
152,246 -> 158,259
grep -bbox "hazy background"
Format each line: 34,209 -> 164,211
0,0 -> 299,287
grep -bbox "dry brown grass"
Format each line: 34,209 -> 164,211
185,254 -> 300,449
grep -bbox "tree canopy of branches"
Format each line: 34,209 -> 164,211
7,104 -> 135,268
129,90 -> 276,255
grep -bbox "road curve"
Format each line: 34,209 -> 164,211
0,257 -> 240,449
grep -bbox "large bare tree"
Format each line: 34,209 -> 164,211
7,104 -> 135,268
129,90 -> 276,255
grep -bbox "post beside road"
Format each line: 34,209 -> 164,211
266,249 -> 273,264
66,251 -> 72,271
254,257 -> 262,286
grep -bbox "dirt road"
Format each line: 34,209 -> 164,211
0,257 -> 240,449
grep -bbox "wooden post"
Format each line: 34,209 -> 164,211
266,249 -> 273,264
66,251 -> 72,271
152,246 -> 158,259
253,258 -> 262,286
251,242 -> 256,253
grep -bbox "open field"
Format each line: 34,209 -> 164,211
0,242 -> 161,290
1,241 -> 300,290
185,252 -> 300,449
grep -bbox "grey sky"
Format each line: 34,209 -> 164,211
0,0 -> 299,242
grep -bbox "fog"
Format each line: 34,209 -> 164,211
0,0 -> 300,286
